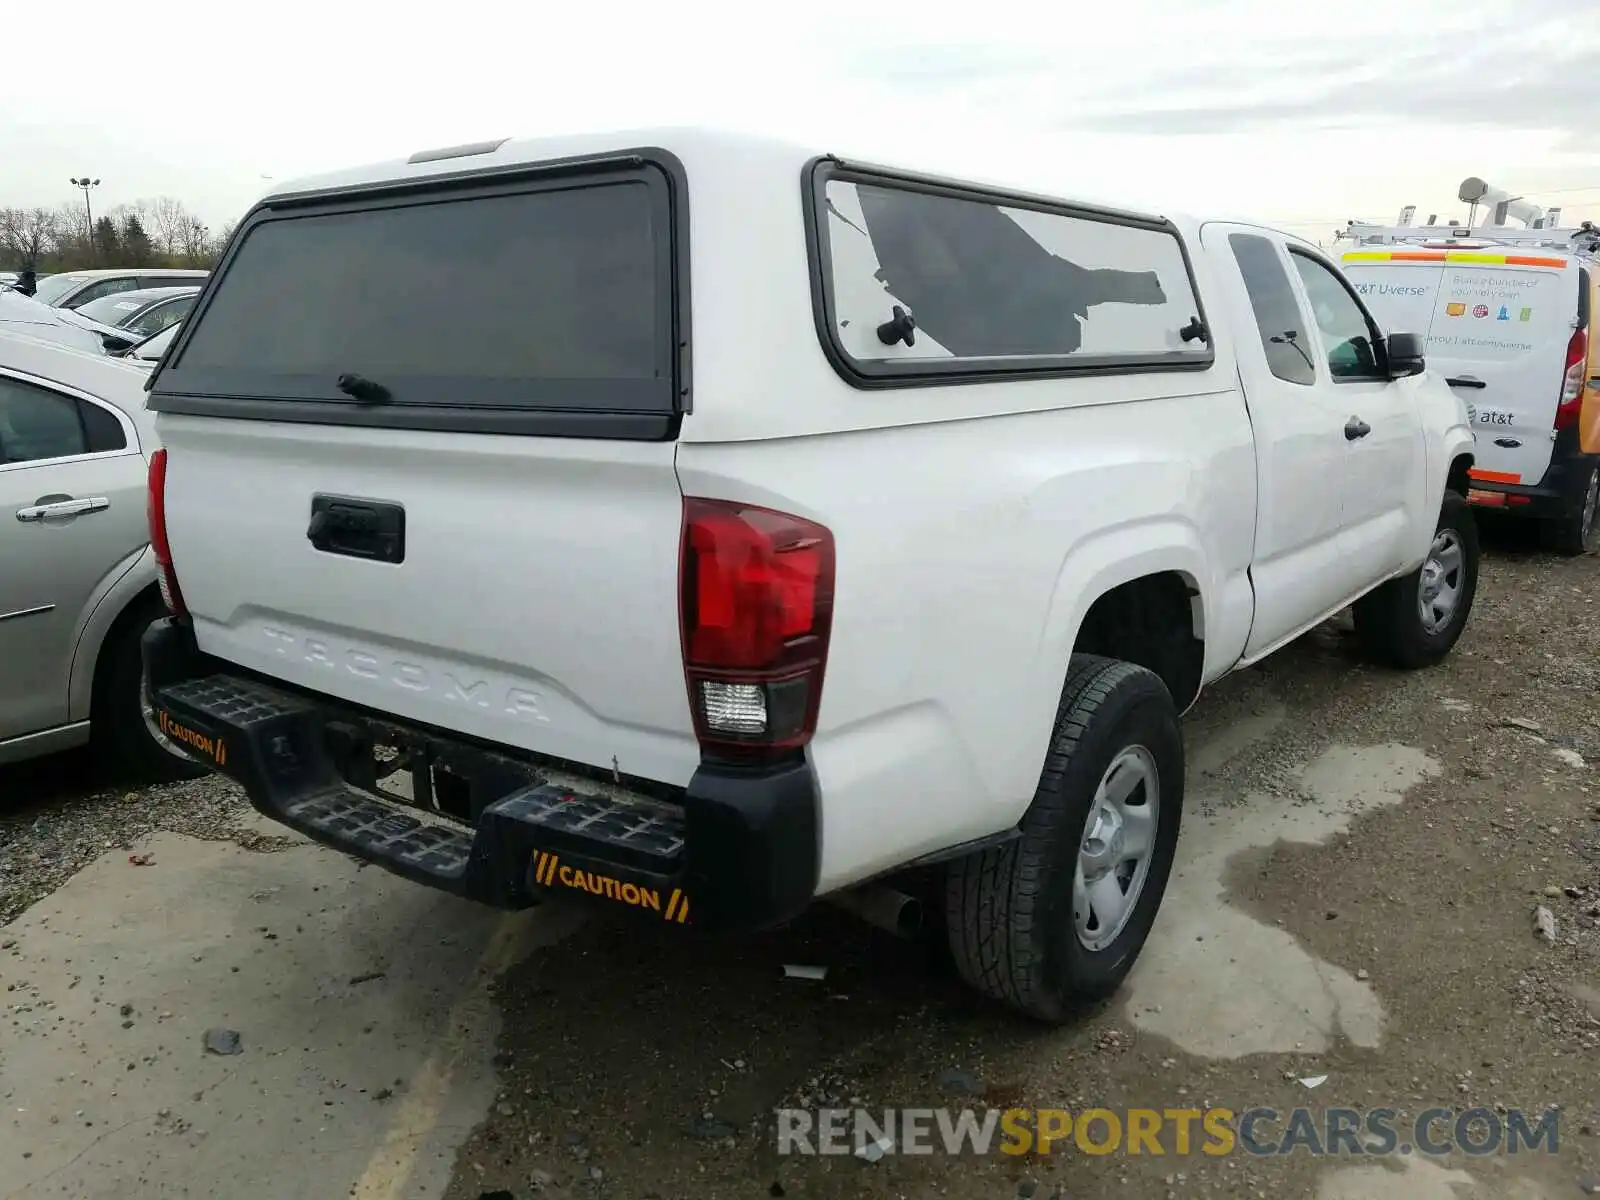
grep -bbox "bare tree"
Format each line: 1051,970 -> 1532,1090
178,216 -> 211,263
147,196 -> 193,256
0,207 -> 60,268
49,203 -> 90,264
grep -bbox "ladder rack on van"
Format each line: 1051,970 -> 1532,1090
1336,220 -> 1599,262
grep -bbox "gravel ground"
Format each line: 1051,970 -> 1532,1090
435,519 -> 1600,1200
0,760 -> 290,926
2,516 -> 1597,1200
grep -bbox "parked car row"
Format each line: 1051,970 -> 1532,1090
29,268 -> 209,310
59,286 -> 199,355
1,266 -> 201,362
0,262 -> 202,775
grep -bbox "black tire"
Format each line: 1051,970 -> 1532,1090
1353,489 -> 1479,669
92,602 -> 210,785
1542,462 -> 1599,557
944,655 -> 1183,1023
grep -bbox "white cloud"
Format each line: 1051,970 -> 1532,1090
1,0 -> 1596,241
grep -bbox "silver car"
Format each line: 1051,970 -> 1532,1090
0,329 -> 205,780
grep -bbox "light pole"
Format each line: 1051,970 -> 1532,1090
70,177 -> 100,262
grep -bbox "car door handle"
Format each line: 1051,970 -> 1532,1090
1445,376 -> 1487,389
1344,418 -> 1371,441
16,496 -> 111,522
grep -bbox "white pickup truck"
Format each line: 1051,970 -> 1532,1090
142,129 -> 1478,1021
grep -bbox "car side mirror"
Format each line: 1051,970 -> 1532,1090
1386,331 -> 1426,379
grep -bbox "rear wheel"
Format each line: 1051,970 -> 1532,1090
945,655 -> 1183,1023
92,601 -> 210,785
1353,490 -> 1479,668
1543,462 -> 1599,557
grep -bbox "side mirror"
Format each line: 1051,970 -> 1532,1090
1386,331 -> 1426,379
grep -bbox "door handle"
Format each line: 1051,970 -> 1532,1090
1344,418 -> 1371,441
16,496 -> 111,522
1445,376 -> 1486,389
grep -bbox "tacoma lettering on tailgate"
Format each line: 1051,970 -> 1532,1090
260,627 -> 548,721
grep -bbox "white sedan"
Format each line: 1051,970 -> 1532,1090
0,329 -> 206,780
0,289 -> 107,356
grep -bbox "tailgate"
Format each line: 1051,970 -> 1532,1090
147,148 -> 699,786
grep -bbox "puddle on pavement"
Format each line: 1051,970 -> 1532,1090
1125,742 -> 1440,1058
1318,1155 -> 1561,1199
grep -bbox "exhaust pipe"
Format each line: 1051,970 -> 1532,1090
827,884 -> 923,938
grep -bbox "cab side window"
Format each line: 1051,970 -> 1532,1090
1289,252 -> 1385,381
1229,233 -> 1316,386
0,376 -> 127,465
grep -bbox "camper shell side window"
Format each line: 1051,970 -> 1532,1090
803,159 -> 1214,389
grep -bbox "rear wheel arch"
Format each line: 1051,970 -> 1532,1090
945,653 -> 1185,1021
90,584 -> 207,783
89,583 -> 166,716
1071,571 -> 1205,712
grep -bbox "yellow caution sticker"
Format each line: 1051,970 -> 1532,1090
156,710 -> 228,767
532,850 -> 689,923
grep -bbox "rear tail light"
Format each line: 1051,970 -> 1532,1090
679,498 -> 835,760
1554,326 -> 1588,431
147,448 -> 188,618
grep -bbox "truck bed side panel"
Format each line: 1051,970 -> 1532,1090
676,385 -> 1256,891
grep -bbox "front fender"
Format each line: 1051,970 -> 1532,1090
68,546 -> 160,721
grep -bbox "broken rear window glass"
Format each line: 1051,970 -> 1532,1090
817,176 -> 1210,376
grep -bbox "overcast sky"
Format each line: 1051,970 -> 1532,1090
4,0 -> 1597,244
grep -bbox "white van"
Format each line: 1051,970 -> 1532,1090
1342,242 -> 1599,554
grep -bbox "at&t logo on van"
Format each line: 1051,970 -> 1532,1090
1353,282 -> 1431,297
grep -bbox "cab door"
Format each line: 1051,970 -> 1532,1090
1287,249 -> 1428,584
1201,223 -> 1352,656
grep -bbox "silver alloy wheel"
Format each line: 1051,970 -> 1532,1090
1072,745 -> 1160,952
1417,529 -> 1465,635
